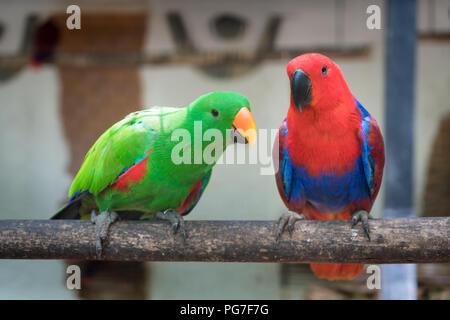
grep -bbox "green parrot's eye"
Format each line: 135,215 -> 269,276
321,65 -> 328,75
211,109 -> 219,117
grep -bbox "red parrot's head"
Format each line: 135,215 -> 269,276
286,53 -> 352,112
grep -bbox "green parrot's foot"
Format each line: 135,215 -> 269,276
156,209 -> 187,241
351,210 -> 374,241
276,211 -> 306,241
91,210 -> 119,259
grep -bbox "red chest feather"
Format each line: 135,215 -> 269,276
286,106 -> 362,176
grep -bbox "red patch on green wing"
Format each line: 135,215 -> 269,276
177,178 -> 203,214
111,157 -> 148,192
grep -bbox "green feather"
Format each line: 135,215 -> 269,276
69,107 -> 178,197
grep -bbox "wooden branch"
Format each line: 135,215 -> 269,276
0,46 -> 370,68
0,218 -> 448,263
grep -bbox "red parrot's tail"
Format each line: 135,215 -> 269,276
305,208 -> 365,280
310,263 -> 364,280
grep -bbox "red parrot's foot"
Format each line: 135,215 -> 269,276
275,211 -> 306,241
156,209 -> 187,241
91,210 -> 119,259
351,210 -> 374,241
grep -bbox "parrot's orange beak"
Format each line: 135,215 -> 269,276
232,107 -> 257,148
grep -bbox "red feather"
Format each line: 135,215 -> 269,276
111,157 -> 148,192
177,178 -> 204,214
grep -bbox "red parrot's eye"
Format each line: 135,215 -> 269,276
211,109 -> 219,117
321,65 -> 328,75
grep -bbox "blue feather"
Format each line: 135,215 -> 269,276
355,99 -> 376,201
67,190 -> 89,203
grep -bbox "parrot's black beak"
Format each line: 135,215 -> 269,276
291,69 -> 311,112
231,125 -> 248,144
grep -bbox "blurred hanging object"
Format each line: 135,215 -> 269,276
418,115 -> 450,299
30,18 -> 60,68
166,11 -> 281,78
0,15 -> 38,82
423,115 -> 450,218
211,14 -> 247,40
55,13 -> 149,299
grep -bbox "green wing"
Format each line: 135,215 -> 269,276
68,107 -> 178,198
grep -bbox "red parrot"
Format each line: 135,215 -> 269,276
274,53 -> 385,280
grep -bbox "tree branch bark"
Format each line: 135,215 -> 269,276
0,218 -> 448,263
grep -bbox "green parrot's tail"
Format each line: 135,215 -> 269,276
51,192 -> 146,220
51,194 -> 85,220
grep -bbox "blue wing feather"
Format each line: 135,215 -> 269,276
355,99 -> 376,201
279,120 -> 294,202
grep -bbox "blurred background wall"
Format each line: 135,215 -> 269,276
0,0 -> 449,299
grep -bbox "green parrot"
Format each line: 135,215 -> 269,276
52,91 -> 257,257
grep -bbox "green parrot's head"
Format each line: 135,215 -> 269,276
187,91 -> 257,148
